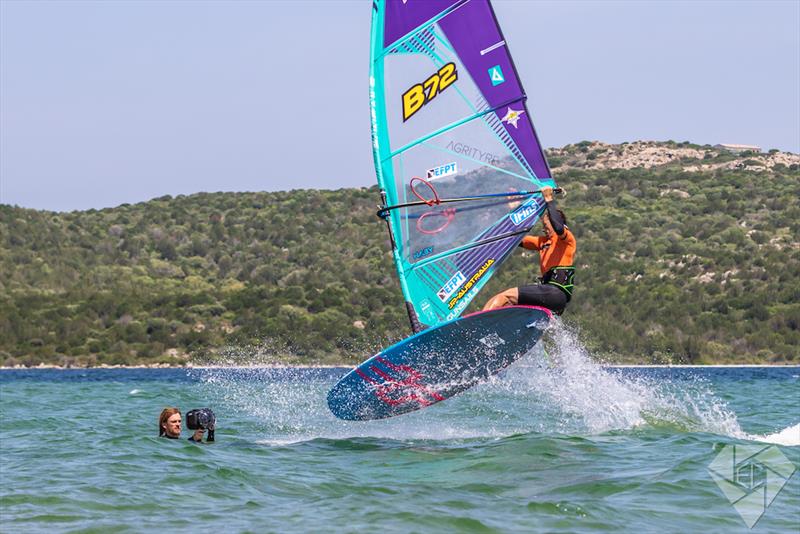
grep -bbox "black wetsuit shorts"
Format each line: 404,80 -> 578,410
518,284 -> 568,315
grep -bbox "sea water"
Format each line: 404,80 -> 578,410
1,328 -> 799,533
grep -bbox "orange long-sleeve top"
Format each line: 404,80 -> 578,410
521,227 -> 577,276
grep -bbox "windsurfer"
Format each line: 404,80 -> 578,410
483,187 -> 575,315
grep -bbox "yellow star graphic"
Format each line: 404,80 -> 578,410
501,107 -> 525,128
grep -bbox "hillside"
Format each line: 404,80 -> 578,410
1,141 -> 798,366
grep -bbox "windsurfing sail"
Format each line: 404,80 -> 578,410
370,0 -> 556,331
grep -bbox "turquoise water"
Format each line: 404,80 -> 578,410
1,345 -> 799,532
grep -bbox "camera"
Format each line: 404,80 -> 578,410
186,408 -> 216,442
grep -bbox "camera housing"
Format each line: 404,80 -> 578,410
185,408 -> 216,442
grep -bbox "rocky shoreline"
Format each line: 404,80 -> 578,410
548,140 -> 799,173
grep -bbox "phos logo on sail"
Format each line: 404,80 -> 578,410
510,202 -> 538,225
402,62 -> 458,121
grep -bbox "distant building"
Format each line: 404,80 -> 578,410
714,143 -> 761,154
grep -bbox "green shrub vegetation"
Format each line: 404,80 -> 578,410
1,161 -> 798,366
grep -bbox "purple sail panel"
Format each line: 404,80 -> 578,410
438,0 -> 551,180
383,0 -> 463,48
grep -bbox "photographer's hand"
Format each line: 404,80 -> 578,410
192,429 -> 205,442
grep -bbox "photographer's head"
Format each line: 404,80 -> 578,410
159,407 -> 181,439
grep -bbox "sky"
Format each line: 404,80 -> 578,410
1,0 -> 798,212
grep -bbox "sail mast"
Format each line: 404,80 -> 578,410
378,188 -> 424,334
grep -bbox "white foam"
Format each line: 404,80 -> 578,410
500,319 -> 748,437
194,324 -> 793,444
748,423 -> 800,446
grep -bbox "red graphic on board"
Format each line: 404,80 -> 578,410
355,356 -> 445,407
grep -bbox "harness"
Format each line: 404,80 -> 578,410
541,266 -> 575,300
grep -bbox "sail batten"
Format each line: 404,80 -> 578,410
384,95 -> 528,161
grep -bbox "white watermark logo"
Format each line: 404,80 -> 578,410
707,444 -> 796,528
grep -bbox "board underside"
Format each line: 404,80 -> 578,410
327,305 -> 551,420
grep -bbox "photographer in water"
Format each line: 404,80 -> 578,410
158,407 -> 216,442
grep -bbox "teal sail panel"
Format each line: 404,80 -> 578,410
370,0 -> 556,331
